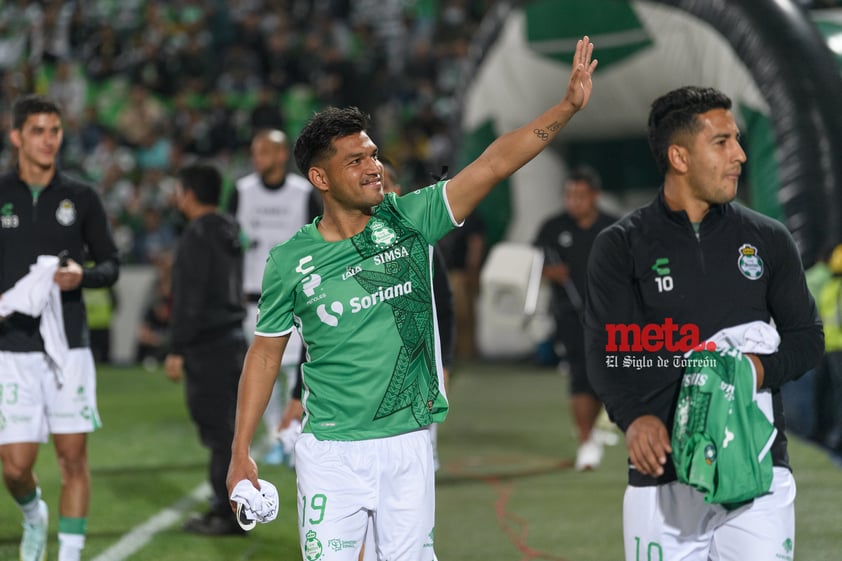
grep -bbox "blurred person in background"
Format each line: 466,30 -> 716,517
438,208 -> 484,361
781,245 -> 833,440
82,282 -> 116,364
136,251 -> 173,370
0,94 -> 120,561
817,243 -> 842,464
164,163 -> 247,536
227,128 -> 320,466
533,165 -> 617,471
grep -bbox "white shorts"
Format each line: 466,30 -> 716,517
623,467 -> 796,561
0,349 -> 101,444
295,429 -> 437,561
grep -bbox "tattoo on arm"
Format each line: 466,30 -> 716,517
533,128 -> 550,141
533,121 -> 563,142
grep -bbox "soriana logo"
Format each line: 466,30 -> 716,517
605,318 -> 716,352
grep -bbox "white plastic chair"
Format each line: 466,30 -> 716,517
476,242 -> 549,358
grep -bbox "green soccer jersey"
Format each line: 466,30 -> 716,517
672,348 -> 777,507
256,181 -> 457,440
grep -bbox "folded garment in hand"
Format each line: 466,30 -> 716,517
230,478 -> 279,529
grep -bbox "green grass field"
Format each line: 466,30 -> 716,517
1,362 -> 840,560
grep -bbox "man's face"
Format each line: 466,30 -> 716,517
317,131 -> 384,210
250,136 -> 287,177
564,179 -> 597,221
683,108 -> 746,205
11,112 -> 63,170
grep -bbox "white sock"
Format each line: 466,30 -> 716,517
20,488 -> 43,523
58,533 -> 85,561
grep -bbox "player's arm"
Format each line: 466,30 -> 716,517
584,226 -> 671,476
80,187 -> 120,288
755,226 -> 824,389
445,36 -> 597,223
584,227 -> 649,428
227,334 -> 289,500
279,347 -> 306,430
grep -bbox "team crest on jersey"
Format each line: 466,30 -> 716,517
369,219 -> 397,247
56,199 -> 76,226
558,230 -> 573,248
704,444 -> 716,465
1,202 -> 20,228
304,530 -> 323,561
737,244 -> 763,280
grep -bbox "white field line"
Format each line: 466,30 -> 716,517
89,482 -> 209,561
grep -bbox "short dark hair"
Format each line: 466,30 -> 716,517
647,86 -> 732,174
566,165 -> 602,191
253,128 -> 287,146
178,163 -> 222,206
12,94 -> 62,130
293,106 -> 369,174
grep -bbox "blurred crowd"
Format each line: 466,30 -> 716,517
0,0 -> 491,265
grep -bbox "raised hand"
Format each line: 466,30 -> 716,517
565,36 -> 598,111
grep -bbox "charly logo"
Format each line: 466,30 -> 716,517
304,530 -> 323,561
1,202 -> 20,228
56,199 -> 76,226
737,243 -> 763,280
369,219 -> 397,247
296,255 -> 315,275
651,257 -> 674,293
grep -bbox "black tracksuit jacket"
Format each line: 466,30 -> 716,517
584,189 -> 824,486
0,170 -> 119,351
169,212 -> 245,353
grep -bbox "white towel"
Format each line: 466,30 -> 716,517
704,320 -> 780,356
0,256 -> 68,385
276,418 -> 302,467
230,478 -> 279,529
702,320 -> 780,424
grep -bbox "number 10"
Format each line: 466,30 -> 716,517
655,276 -> 673,292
